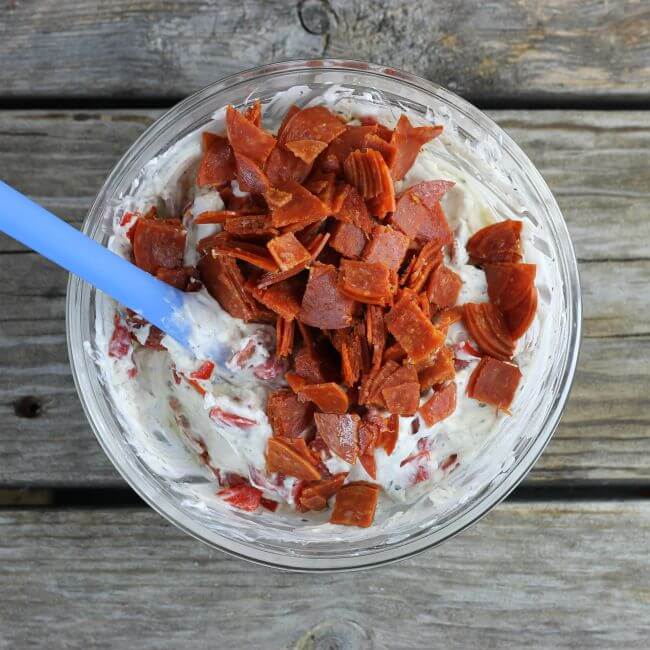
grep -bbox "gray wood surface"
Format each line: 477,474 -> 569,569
1,1 -> 649,103
1,501 -> 649,649
1,109 -> 649,486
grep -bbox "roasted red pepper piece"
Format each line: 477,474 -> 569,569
218,484 -> 262,511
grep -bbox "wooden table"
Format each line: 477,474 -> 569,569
1,2 -> 649,647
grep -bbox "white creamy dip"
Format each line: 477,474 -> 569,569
94,86 -> 554,525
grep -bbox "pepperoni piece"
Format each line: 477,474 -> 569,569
285,139 -> 328,164
251,277 -> 303,320
418,346 -> 455,391
403,240 -> 444,292
362,225 -> 409,271
279,106 -> 346,146
333,326 -> 364,386
466,220 -> 523,264
382,381 -> 420,416
467,356 -> 522,410
314,412 -> 360,464
334,185 -> 374,234
504,284 -> 538,339
266,232 -> 311,271
218,484 -> 262,511
267,389 -> 314,439
298,263 -> 356,330
419,382 -> 457,427
195,210 -> 245,225
358,413 -> 384,456
435,306 -> 464,332
294,342 -> 338,384
264,145 -> 312,186
462,303 -> 515,360
277,104 -> 301,140
364,132 -> 397,168
209,239 -> 279,272
343,150 -> 395,216
389,114 -> 443,181
365,304 -> 386,369
226,105 -> 276,168
381,414 -> 400,455
329,221 -> 367,259
485,262 -> 536,311
155,266 -> 202,292
223,214 -> 277,238
338,260 -> 393,305
285,371 -> 308,394
269,180 -> 329,228
427,264 -> 462,308
321,125 -> 378,172
298,474 -> 347,511
385,293 -> 446,362
132,219 -> 186,274
276,317 -> 295,358
244,99 -> 262,127
363,359 -> 401,407
197,132 -> 236,187
330,482 -> 379,528
359,453 -> 377,480
298,382 -> 349,414
198,254 -> 263,322
266,437 -> 322,481
391,180 -> 454,242
234,152 -> 270,195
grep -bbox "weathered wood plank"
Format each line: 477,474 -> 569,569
1,503 -> 649,648
2,109 -> 650,261
1,1 -> 649,103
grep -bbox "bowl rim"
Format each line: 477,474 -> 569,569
66,57 -> 582,572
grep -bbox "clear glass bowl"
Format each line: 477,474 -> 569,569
67,60 -> 581,571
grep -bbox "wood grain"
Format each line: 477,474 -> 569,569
1,109 -> 649,486
1,1 -> 649,103
1,503 -> 649,648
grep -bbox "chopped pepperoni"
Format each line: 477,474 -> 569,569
298,263 -> 356,330
226,105 -> 276,168
294,342 -> 338,384
382,381 -> 420,416
343,150 -> 395,217
218,484 -> 262,511
314,412 -> 360,464
364,132 -> 397,167
267,389 -> 314,439
330,482 -> 379,528
362,359 -> 400,407
381,414 -> 400,455
419,382 -> 457,427
359,452 -> 377,480
385,293 -> 445,362
264,145 -> 311,187
329,221 -> 367,259
275,317 -> 295,358
269,180 -> 329,228
466,220 -> 523,264
462,302 -> 515,360
467,356 -> 522,410
132,219 -> 186,274
362,225 -> 409,270
338,259 -> 393,305
198,254 -> 263,322
389,114 -> 443,181
322,125 -> 378,172
391,180 -> 454,242
279,106 -> 346,146
298,474 -> 346,511
333,326 -> 365,386
234,152 -> 270,195
155,266 -> 202,292
266,437 -> 322,481
485,262 -> 536,310
333,185 -> 373,234
403,240 -> 444,292
504,284 -> 538,339
285,139 -> 328,164
435,306 -> 464,332
418,346 -> 455,391
266,232 -> 311,271
251,277 -> 303,320
244,99 -> 262,127
285,371 -> 308,393
209,407 -> 257,428
209,239 -> 278,272
190,361 -> 215,380
223,213 -> 278,238
365,304 -> 387,369
427,264 -> 462,308
195,210 -> 240,224
108,314 -> 131,359
298,382 -> 349,414
197,132 -> 236,187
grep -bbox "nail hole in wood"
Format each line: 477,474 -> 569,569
13,396 -> 43,419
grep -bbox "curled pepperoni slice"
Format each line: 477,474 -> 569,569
279,106 -> 346,146
467,356 -> 522,410
504,284 -> 538,339
380,414 -> 400,455
298,382 -> 349,414
462,302 -> 515,360
266,437 -> 322,481
343,150 -> 395,217
226,105 -> 276,168
403,240 -> 444,292
330,481 -> 380,528
267,389 -> 314,439
390,115 -> 443,181
298,263 -> 356,330
197,132 -> 236,187
321,125 -> 378,173
362,225 -> 409,271
266,232 -> 311,271
392,180 -> 454,242
209,240 -> 279,272
269,180 -> 329,228
329,221 -> 367,259
132,219 -> 186,275
419,382 -> 457,427
427,264 -> 462,308
466,220 -> 523,264
338,260 -> 393,305
485,262 -> 536,311
314,412 -> 360,464
364,133 -> 397,168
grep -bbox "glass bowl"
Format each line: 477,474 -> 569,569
67,59 -> 581,571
